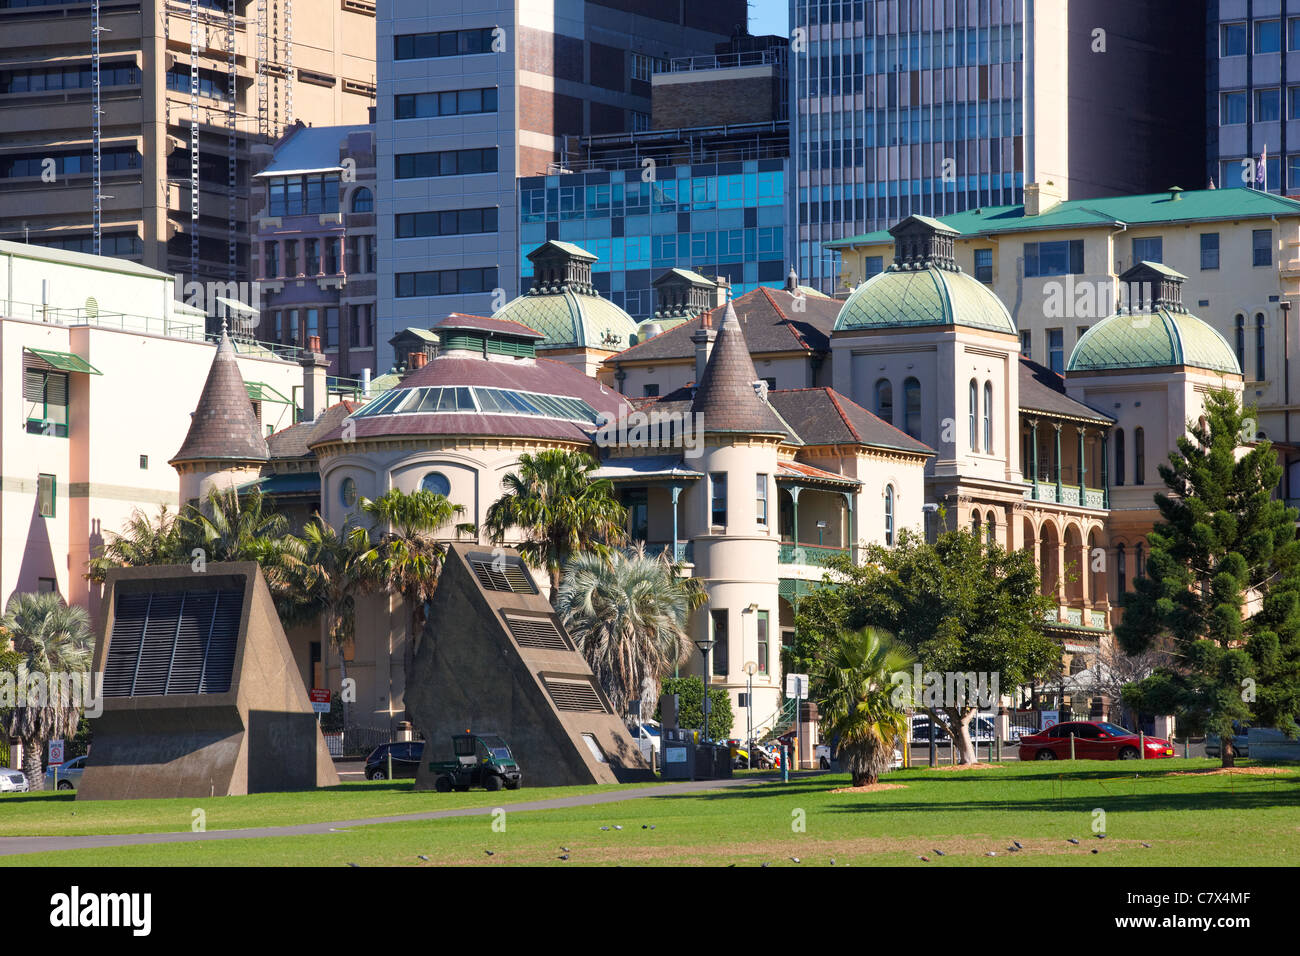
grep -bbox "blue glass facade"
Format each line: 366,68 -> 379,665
518,158 -> 789,319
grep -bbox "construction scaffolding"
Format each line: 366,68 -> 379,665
227,0 -> 237,281
91,0 -> 104,256
189,0 -> 200,283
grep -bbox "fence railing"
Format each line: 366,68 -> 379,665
324,724 -> 422,758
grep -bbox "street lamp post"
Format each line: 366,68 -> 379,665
694,637 -> 714,743
742,602 -> 760,769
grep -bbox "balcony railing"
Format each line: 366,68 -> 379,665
1043,605 -> 1109,630
1024,482 -> 1106,509
779,543 -> 848,567
641,541 -> 693,564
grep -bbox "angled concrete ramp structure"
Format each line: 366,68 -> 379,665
409,544 -> 653,789
77,562 -> 338,800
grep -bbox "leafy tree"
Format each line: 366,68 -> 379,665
484,449 -> 626,603
86,506 -> 180,579
556,544 -> 703,720
655,675 -> 734,741
795,527 -> 1059,764
819,627 -> 913,786
1,593 -> 93,790
1118,388 -> 1300,766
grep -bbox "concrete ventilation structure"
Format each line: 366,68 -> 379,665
78,562 -> 339,800
407,543 -> 652,789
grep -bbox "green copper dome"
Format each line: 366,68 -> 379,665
493,285 -> 639,352
1067,308 -> 1240,375
834,264 -> 1017,336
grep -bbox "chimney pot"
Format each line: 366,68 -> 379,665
308,335 -> 322,352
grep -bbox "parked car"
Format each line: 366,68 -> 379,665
44,755 -> 86,790
1205,722 -> 1250,758
364,741 -> 425,780
0,768 -> 28,793
816,742 -> 903,770
1018,721 -> 1175,761
910,713 -> 996,743
629,720 -> 661,763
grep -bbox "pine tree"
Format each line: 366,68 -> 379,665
1118,388 -> 1300,766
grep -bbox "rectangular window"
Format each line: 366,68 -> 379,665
394,148 -> 498,179
325,307 -> 339,350
37,577 -> 57,593
305,239 -> 320,275
756,474 -> 768,527
284,240 -> 298,276
643,383 -> 659,397
1132,236 -> 1162,265
710,609 -> 728,676
139,455 -> 148,469
37,473 -> 56,517
1077,325 -> 1089,345
1256,88 -> 1281,122
24,367 -> 69,437
1257,19 -> 1282,53
324,237 -> 339,274
289,309 -> 300,343
1289,87 -> 1300,120
363,235 -> 376,273
1020,330 -> 1032,358
1023,240 -> 1084,277
394,87 -> 498,118
756,610 -> 769,674
1221,91 -> 1247,125
395,207 -> 497,239
862,255 -> 883,279
1254,229 -> 1273,267
264,241 -> 279,278
1290,17 -> 1300,51
974,248 -> 993,283
305,308 -> 319,343
393,27 -> 498,61
1200,233 -> 1220,270
710,472 -> 727,527
1221,22 -> 1247,56
394,267 -> 498,297
1048,328 -> 1064,374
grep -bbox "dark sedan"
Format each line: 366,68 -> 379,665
1018,721 -> 1175,761
364,741 -> 425,780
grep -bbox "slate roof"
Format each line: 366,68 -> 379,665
1018,358 -> 1115,423
267,400 -> 361,460
171,332 -> 270,464
608,284 -> 840,364
691,302 -> 793,436
767,388 -> 935,455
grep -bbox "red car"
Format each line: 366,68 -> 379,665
1018,721 -> 1175,761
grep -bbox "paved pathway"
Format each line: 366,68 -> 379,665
0,774 -> 778,858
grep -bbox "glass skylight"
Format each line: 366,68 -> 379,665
349,386 -> 599,424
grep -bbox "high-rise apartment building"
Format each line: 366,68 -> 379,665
0,0 -> 376,291
790,0 -> 1205,292
375,0 -> 747,372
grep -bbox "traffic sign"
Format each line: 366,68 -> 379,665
48,739 -> 64,767
785,673 -> 809,698
309,689 -> 331,714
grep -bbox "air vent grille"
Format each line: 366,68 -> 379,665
469,558 -> 537,594
102,587 -> 243,697
505,615 -> 569,650
543,676 -> 608,714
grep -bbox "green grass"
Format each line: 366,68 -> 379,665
4,759 -> 1299,866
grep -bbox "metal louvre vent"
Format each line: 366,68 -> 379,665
543,676 -> 609,714
102,588 -> 243,697
505,615 -> 569,651
469,558 -> 537,594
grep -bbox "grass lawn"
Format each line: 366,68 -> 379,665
3,758 -> 1298,866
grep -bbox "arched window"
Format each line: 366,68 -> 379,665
1135,542 -> 1144,580
986,510 -> 996,547
1114,429 -> 1126,487
903,377 -> 921,439
420,471 -> 451,497
1134,427 -> 1145,485
351,187 -> 374,213
1117,544 -> 1128,601
971,510 -> 982,535
875,379 -> 893,424
1234,313 -> 1246,371
983,380 -> 993,452
1256,312 -> 1267,380
884,485 -> 895,546
969,379 -> 979,450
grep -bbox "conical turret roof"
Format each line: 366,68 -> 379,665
691,302 -> 791,436
171,332 -> 269,464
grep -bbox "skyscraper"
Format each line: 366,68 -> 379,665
790,0 -> 1205,293
375,0 -> 747,372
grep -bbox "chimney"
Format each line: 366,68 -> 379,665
361,367 -> 371,397
1024,181 -> 1063,217
409,351 -> 427,370
299,340 -> 329,422
785,267 -> 798,292
691,323 -> 717,384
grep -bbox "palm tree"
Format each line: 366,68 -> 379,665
86,505 -> 182,582
556,544 -> 703,719
357,488 -> 465,657
818,627 -> 913,787
484,449 -> 626,603
2,593 -> 94,791
286,517 -> 372,728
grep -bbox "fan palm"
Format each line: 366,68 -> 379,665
484,449 -> 626,603
357,488 -> 465,654
556,544 -> 702,719
2,593 -> 94,790
86,505 -> 183,582
818,627 -> 913,787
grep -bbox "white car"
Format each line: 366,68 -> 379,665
629,721 -> 661,762
816,744 -> 904,770
0,768 -> 29,793
45,755 -> 86,791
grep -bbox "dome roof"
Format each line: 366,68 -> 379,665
1067,308 -> 1241,375
834,264 -> 1017,336
493,284 -> 639,352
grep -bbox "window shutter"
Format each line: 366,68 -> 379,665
24,368 -> 45,403
45,372 -> 68,407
